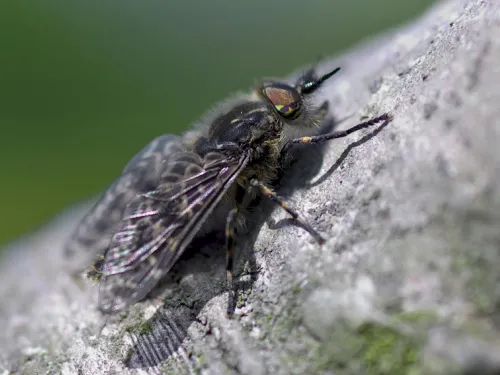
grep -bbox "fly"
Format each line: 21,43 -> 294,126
65,66 -> 392,315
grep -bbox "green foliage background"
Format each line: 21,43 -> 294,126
0,1 -> 435,246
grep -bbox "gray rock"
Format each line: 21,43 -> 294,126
1,0 -> 500,373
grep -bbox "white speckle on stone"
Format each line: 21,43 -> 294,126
21,346 -> 46,357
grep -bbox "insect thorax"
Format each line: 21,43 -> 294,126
191,96 -> 284,181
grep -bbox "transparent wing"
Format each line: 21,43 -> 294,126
98,151 -> 250,313
64,134 -> 184,262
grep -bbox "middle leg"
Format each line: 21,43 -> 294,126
250,178 -> 325,245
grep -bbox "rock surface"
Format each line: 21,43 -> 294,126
1,0 -> 500,374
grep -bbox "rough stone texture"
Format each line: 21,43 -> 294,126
1,0 -> 500,373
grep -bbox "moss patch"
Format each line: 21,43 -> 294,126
125,319 -> 154,336
236,288 -> 253,308
311,311 -> 437,375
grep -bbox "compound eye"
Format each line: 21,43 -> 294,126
262,83 -> 302,120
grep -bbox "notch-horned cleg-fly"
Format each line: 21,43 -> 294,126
65,66 -> 392,315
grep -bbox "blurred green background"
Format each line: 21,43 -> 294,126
0,0 -> 435,246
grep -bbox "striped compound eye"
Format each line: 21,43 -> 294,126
261,82 -> 303,120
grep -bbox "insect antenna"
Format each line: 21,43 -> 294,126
298,67 -> 341,95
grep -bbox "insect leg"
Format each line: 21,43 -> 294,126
225,207 -> 238,316
250,179 -> 326,245
283,113 -> 392,152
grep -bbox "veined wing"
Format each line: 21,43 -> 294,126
98,150 -> 251,313
64,134 -> 184,262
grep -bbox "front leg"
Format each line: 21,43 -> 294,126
283,113 -> 393,153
